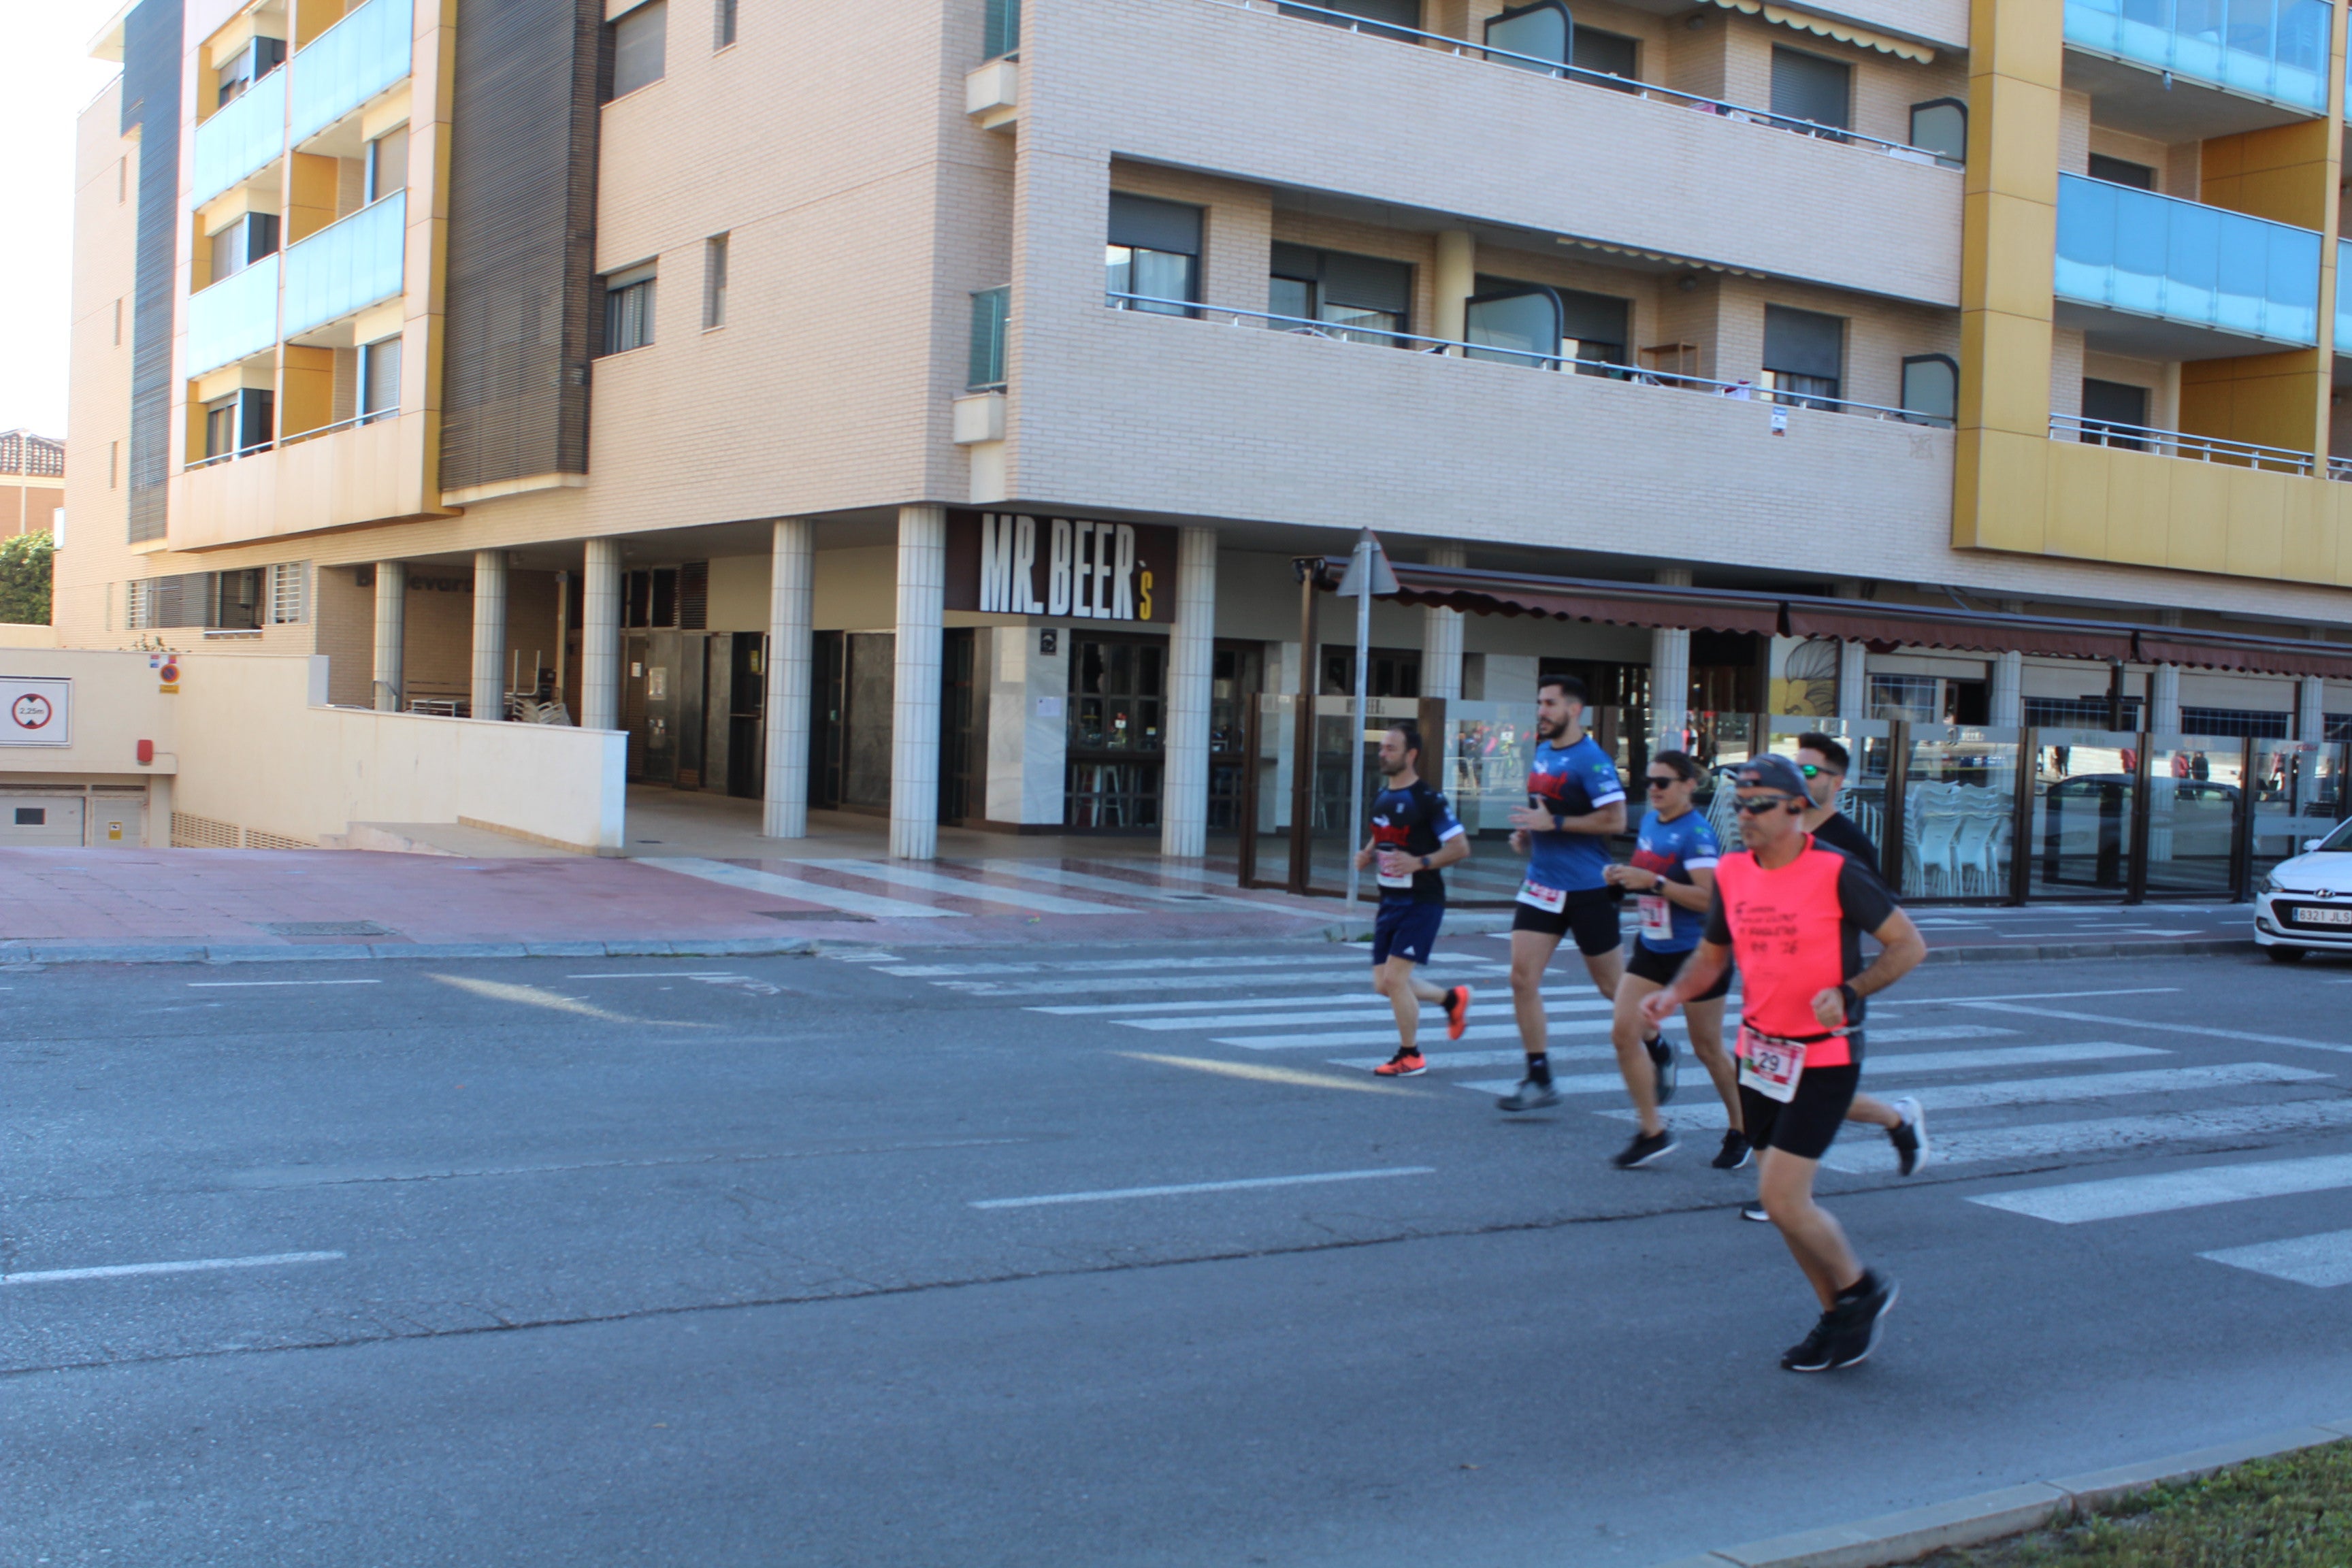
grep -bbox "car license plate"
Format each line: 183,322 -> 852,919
2293,906 -> 2352,926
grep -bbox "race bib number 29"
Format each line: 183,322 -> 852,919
1737,1028 -> 1808,1104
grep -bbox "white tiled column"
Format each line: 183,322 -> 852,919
372,560 -> 406,712
581,538 -> 621,732
1160,525 -> 1218,860
1421,543 -> 1465,701
764,518 -> 814,838
470,549 -> 508,721
1834,579 -> 1867,722
891,505 -> 946,860
1650,566 -> 1690,750
2149,663 -> 2183,733
2300,675 -> 2327,741
1989,650 -> 2024,727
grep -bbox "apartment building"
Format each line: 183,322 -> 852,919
49,0 -> 2352,894
1,432 -> 65,538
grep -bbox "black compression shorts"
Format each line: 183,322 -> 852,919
1626,938 -> 1731,1000
1740,1060 -> 1862,1162
1510,887 -> 1621,957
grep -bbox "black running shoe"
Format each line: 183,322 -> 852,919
1888,1098 -> 1929,1177
1712,1129 -> 1753,1170
1497,1077 -> 1561,1112
1827,1271 -> 1900,1369
1646,1032 -> 1678,1105
1612,1128 -> 1677,1169
1781,1312 -> 1840,1373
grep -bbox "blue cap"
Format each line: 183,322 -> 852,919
1734,755 -> 1812,798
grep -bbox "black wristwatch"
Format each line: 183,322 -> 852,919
1418,855 -> 1431,871
1838,983 -> 1861,1015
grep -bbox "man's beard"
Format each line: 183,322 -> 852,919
1537,712 -> 1568,741
1379,757 -> 1407,777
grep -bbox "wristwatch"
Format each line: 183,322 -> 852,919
1418,855 -> 1431,871
1838,983 -> 1861,1015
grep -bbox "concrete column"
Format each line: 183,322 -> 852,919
1836,641 -> 1869,722
2149,663 -> 2183,734
1990,650 -> 2024,727
372,560 -> 406,712
470,549 -> 508,721
1160,525 -> 1218,860
1421,543 -> 1466,702
1433,231 -> 1475,348
2300,675 -> 2327,741
581,538 -> 621,732
891,504 -> 947,860
764,518 -> 815,838
1650,566 -> 1691,750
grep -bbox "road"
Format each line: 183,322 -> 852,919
3,934 -> 2351,1565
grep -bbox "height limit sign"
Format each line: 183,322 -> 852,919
0,677 -> 71,747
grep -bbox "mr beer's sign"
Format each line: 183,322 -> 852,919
945,510 -> 1176,623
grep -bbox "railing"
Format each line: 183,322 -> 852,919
2055,174 -> 2321,346
186,257 -> 282,375
1218,0 -> 1957,164
2050,412 -> 2316,473
191,65 -> 287,206
188,409 -> 398,473
186,438 -> 276,472
283,191 -> 406,338
2325,456 -> 2352,482
1105,291 -> 1954,425
2063,0 -> 2330,114
290,0 -> 414,146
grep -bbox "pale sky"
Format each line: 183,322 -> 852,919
0,0 -> 133,439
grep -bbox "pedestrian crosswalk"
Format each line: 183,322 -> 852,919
648,854 -> 1261,920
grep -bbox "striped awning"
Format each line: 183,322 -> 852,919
1701,0 -> 1939,61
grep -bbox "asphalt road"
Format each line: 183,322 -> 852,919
5,933 -> 2352,1566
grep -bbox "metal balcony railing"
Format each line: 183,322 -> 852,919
2055,173 -> 2321,346
1105,291 -> 1955,426
1219,0 -> 1957,164
290,0 -> 415,146
2051,412 -> 2316,473
2064,0 -> 2330,114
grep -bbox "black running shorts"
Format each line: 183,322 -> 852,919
1740,1060 -> 1861,1162
1625,938 -> 1731,1001
1510,887 -> 1621,957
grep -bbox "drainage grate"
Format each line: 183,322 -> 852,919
256,920 -> 398,937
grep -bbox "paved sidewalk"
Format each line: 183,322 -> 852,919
0,845 -> 2257,963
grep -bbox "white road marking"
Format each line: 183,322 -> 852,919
566,973 -> 740,980
1861,1042 -> 2167,1074
1616,1063 -> 2326,1134
187,979 -> 382,987
1862,1026 -> 2018,1043
1122,999 -> 1615,1033
971,1167 -> 1432,1209
1957,1000 -> 2351,1054
2201,1230 -> 2352,1287
896,954 -> 1369,977
969,859 -> 1269,908
796,858 -> 1132,916
1898,987 -> 2181,1004
1460,1072 -> 1651,1096
1024,980 -> 1554,1017
1972,1153 -> 2352,1224
1820,1099 -> 2352,1174
949,972 -> 1407,998
1329,1045 -> 1619,1072
2,1250 -> 346,1286
1219,1017 -> 1619,1050
644,857 -> 954,919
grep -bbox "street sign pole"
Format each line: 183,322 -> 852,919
1335,530 -> 1397,911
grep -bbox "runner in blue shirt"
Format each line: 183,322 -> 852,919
1352,721 -> 1473,1077
1598,749 -> 1746,1169
1498,675 -> 1630,1112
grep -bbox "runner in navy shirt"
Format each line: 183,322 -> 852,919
1352,722 -> 1473,1077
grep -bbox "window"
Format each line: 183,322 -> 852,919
1557,285 -> 1631,372
2089,152 -> 2156,189
361,336 -> 402,422
366,129 -> 408,202
113,298 -> 122,346
208,213 -> 278,284
1465,283 -> 1562,368
602,263 -> 657,353
609,1 -> 668,98
714,0 -> 737,48
214,35 -> 284,108
1900,353 -> 1957,426
2081,378 -> 2150,448
1770,45 -> 1850,133
968,285 -> 1009,389
214,568 -> 265,630
1571,24 -> 1639,89
1105,193 -> 1201,316
203,394 -> 238,458
1484,1 -> 1566,70
267,561 -> 308,625
1277,0 -> 1418,44
1909,98 -> 1966,165
1869,674 -> 1938,723
1762,304 -> 1844,407
702,234 -> 729,329
1269,244 -> 1413,344
983,0 -> 1019,59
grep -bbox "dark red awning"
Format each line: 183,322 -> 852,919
1782,600 -> 2137,662
2135,633 -> 2352,681
1309,559 -> 1783,637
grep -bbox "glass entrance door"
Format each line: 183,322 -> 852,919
1066,634 -> 1165,829
2142,736 -> 2248,897
2030,730 -> 2138,898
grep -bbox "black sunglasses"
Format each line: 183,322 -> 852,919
1733,794 -> 1802,815
1644,775 -> 1683,789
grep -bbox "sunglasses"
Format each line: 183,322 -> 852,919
1644,775 -> 1684,789
1797,762 -> 1844,779
1733,794 -> 1802,816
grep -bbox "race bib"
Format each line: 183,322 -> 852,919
1516,879 -> 1567,913
1637,893 -> 1672,940
1737,1027 -> 1810,1104
1377,855 -> 1416,891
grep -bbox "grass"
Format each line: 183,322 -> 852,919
1918,1441 -> 2352,1567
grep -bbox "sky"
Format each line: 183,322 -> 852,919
0,0 -> 133,438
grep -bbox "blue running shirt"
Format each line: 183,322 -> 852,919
1628,807 -> 1721,953
1522,735 -> 1626,897
1369,779 -> 1466,904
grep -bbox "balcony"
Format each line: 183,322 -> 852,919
290,0 -> 414,147
192,65 -> 287,206
2053,174 -> 2319,356
283,191 -> 406,337
173,410 -> 438,550
186,259 -> 281,376
2063,0 -> 2330,114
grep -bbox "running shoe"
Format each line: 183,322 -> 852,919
1497,1077 -> 1561,1112
1712,1130 -> 1753,1170
1374,1049 -> 1426,1078
1646,1032 -> 1678,1105
1443,985 -> 1473,1042
1741,1203 -> 1771,1223
1888,1097 -> 1929,1177
1827,1271 -> 1899,1369
1781,1312 -> 1841,1373
1612,1128 -> 1676,1169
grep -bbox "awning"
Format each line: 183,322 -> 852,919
2135,633 -> 2352,681
1701,0 -> 1938,61
1309,559 -> 1784,637
1782,600 -> 2138,662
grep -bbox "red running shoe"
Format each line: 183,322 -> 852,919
1375,1050 -> 1426,1077
1443,985 -> 1473,1042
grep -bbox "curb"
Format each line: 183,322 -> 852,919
0,936 -> 823,966
1651,1421 -> 2352,1568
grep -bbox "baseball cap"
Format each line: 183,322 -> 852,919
1733,755 -> 1812,798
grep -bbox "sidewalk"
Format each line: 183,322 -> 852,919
0,843 -> 2255,964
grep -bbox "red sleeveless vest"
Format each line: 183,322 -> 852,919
1713,836 -> 1855,1068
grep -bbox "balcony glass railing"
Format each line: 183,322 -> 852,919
2063,0 -> 2330,113
290,0 -> 415,146
2055,174 -> 2320,344
186,259 -> 281,375
2339,240 -> 2352,350
191,65 -> 287,206
283,191 -> 406,337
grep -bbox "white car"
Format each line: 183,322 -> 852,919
2256,819 -> 2352,962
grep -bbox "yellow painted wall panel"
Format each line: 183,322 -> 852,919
2223,471 -> 2289,579
2102,451 -> 2170,566
2330,486 -> 2352,586
1974,193 -> 2059,321
1973,0 -> 2063,91
1959,428 -> 2051,551
2042,439 -> 2108,558
1976,77 -> 2061,206
2163,459 -> 2232,574
281,344 -> 335,437
1962,305 -> 2054,436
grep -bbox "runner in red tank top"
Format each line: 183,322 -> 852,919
1642,755 -> 1927,1373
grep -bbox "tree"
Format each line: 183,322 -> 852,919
0,531 -> 54,625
